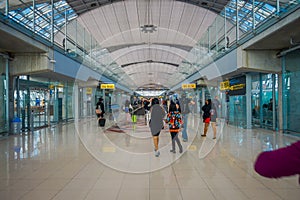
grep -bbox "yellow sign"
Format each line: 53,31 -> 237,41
229,83 -> 245,91
182,83 -> 196,89
101,84 -> 115,89
86,88 -> 92,95
220,80 -> 230,91
220,81 -> 245,91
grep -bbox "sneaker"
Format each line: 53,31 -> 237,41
155,150 -> 160,157
170,149 -> 176,153
201,134 -> 206,137
182,139 -> 188,142
179,149 -> 183,153
212,137 -> 216,139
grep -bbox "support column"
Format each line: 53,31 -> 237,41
281,56 -> 287,132
272,74 -> 276,130
201,87 -> 205,108
259,73 -> 263,127
246,74 -> 252,129
278,73 -> 283,132
5,0 -> 9,16
236,1 -> 239,43
74,83 -> 79,122
5,57 -> 9,133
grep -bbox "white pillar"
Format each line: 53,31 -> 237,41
246,74 -> 252,129
74,83 -> 79,122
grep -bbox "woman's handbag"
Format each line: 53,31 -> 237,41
95,109 -> 101,114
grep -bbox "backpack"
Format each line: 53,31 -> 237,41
167,112 -> 182,130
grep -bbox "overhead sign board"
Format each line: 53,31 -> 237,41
182,83 -> 196,89
100,84 -> 115,89
220,80 -> 230,91
86,88 -> 92,95
220,76 -> 246,96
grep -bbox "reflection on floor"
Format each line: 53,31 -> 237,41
0,113 -> 299,200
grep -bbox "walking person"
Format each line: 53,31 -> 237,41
96,97 -> 105,127
166,101 -> 183,154
201,99 -> 214,138
212,95 -> 221,125
209,102 -> 217,139
179,94 -> 194,142
96,97 -> 105,119
149,98 -> 166,157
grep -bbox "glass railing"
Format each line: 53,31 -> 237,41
181,0 -> 300,79
0,0 -> 133,87
1,0 -> 299,88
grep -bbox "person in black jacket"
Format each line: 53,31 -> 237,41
201,99 -> 212,138
96,97 -> 105,118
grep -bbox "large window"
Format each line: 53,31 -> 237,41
284,50 -> 300,134
0,57 -> 7,135
251,73 -> 278,130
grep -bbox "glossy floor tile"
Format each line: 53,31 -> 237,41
0,114 -> 299,200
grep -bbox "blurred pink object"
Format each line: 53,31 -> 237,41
254,140 -> 300,184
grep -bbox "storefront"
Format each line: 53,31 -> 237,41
0,56 -> 8,136
13,76 -> 75,132
251,73 -> 278,130
282,49 -> 300,134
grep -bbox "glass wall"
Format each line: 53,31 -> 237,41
228,95 -> 246,128
0,57 -> 8,135
14,77 -> 75,132
284,50 -> 300,134
251,73 -> 278,130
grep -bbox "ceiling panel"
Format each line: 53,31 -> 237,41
26,0 -> 228,90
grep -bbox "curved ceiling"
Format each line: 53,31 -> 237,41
5,0 -> 287,92
69,0 -> 225,90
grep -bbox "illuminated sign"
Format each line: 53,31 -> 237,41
221,76 -> 246,96
86,88 -> 92,95
100,84 -> 115,89
220,80 -> 230,91
182,83 -> 196,89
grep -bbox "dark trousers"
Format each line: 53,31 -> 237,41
170,132 -> 182,151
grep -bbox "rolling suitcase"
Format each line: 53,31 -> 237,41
98,118 -> 106,127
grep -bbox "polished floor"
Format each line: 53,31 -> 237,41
0,113 -> 299,200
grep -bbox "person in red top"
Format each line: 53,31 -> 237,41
254,140 -> 300,184
166,101 -> 183,154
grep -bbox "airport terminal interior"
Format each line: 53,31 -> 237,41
0,0 -> 300,199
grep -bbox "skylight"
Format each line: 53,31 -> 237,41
8,1 -> 77,40
220,0 -> 276,32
